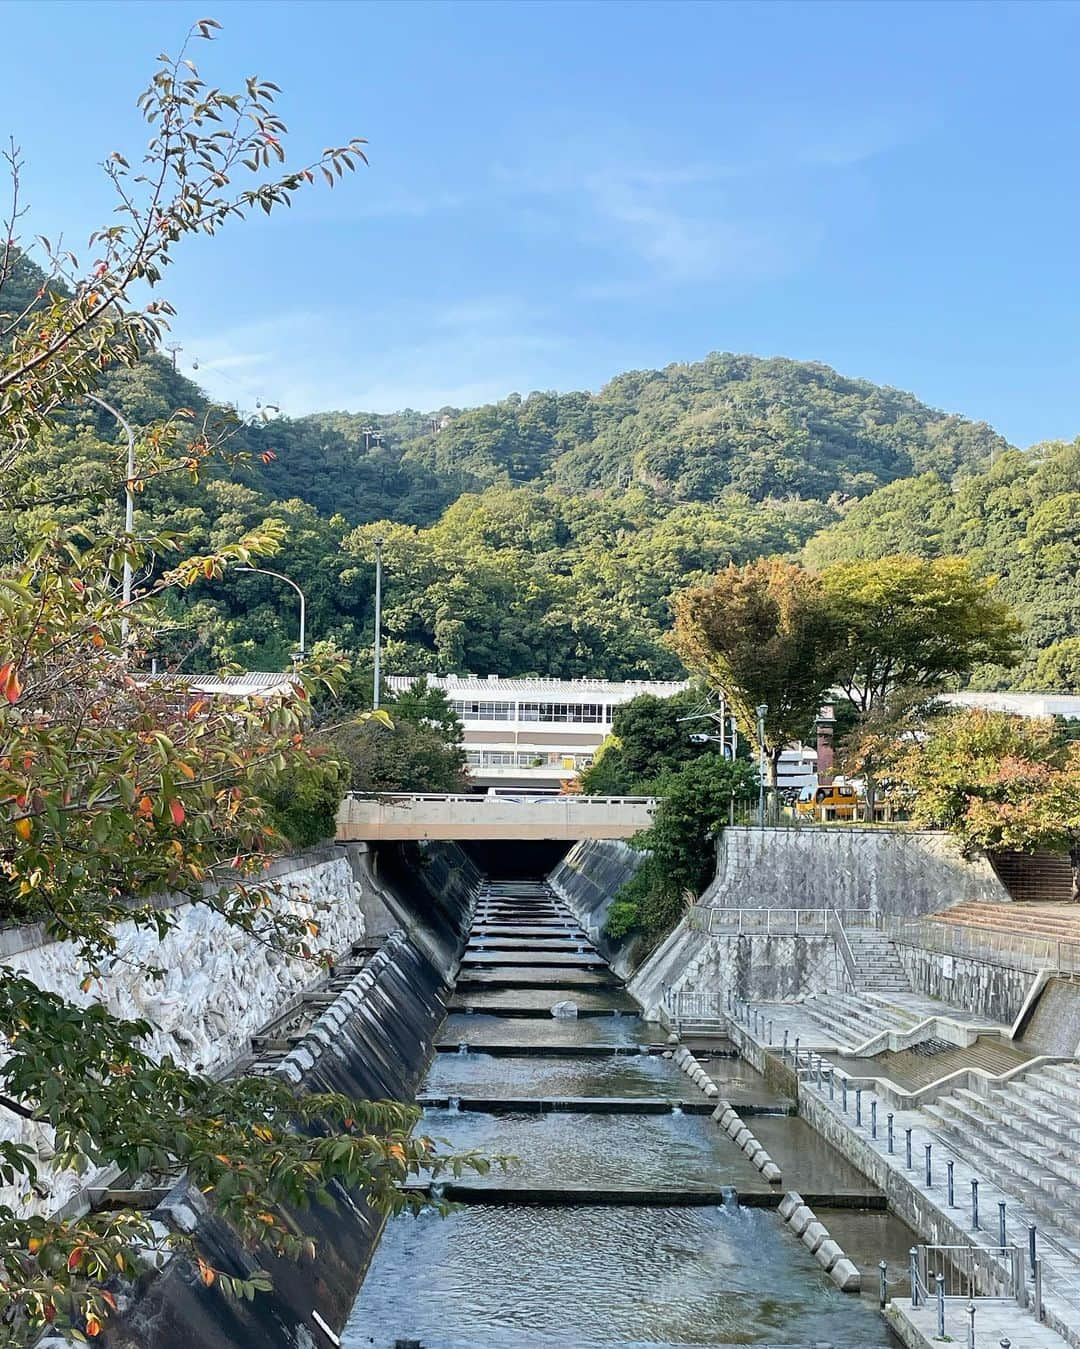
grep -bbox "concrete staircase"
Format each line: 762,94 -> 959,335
991,851 -> 1075,904
929,901 -> 1080,944
923,1062 -> 1080,1240
845,927 -> 911,992
801,991 -> 922,1047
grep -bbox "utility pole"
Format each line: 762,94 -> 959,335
372,537 -> 384,710
756,703 -> 769,827
164,343 -> 182,371
85,394 -> 136,645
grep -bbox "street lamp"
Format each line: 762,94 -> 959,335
755,703 -> 769,826
372,537 -> 384,710
85,394 -> 136,644
235,566 -> 306,666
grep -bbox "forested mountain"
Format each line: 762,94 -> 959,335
250,353 -> 1008,524
803,441 -> 1080,689
6,247 -> 1076,687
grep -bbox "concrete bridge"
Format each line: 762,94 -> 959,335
335,792 -> 656,841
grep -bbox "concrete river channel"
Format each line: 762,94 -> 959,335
342,877 -> 911,1348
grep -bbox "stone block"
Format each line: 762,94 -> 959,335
830,1258 -> 861,1292
760,1161 -> 783,1184
743,1141 -> 764,1166
815,1238 -> 843,1272
788,1205 -> 813,1236
801,1221 -> 828,1253
725,1117 -> 743,1138
704,1083 -> 719,1097
732,1126 -> 752,1149
718,1108 -> 737,1128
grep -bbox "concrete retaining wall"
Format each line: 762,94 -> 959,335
896,944 -> 1034,1024
704,827 -> 1011,916
548,838 -> 647,977
0,845 -> 375,1218
685,932 -> 845,1001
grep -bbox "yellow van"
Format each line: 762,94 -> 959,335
795,783 -> 860,821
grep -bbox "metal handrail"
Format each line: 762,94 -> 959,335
915,1243 -> 1027,1305
344,792 -> 659,806
826,909 -> 859,993
688,905 -> 883,936
888,915 -> 1080,976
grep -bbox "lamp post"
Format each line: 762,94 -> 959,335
235,566 -> 306,665
755,702 -> 768,825
372,536 -> 384,710
85,394 -> 136,644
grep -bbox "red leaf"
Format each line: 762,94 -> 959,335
169,799 -> 186,827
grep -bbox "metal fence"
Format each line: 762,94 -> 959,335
887,915 -> 1080,976
665,989 -> 727,1028
912,1243 -> 1027,1306
687,905 -> 883,936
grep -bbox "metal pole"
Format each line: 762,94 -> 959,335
1034,1258 -> 1042,1322
855,1088 -> 862,1127
828,1067 -> 835,1101
971,1178 -> 980,1231
756,703 -> 768,825
998,1200 -> 1007,1250
887,1113 -> 894,1153
842,1079 -> 849,1113
878,1260 -> 888,1310
1028,1224 -> 1036,1280
783,1029 -> 789,1059
936,1273 -> 945,1338
925,1144 -> 933,1188
871,1099 -> 877,1139
236,566 -> 307,665
372,536 -> 384,710
909,1248 -> 919,1308
906,1128 -> 913,1169
966,1301 -> 976,1349
85,394 -> 136,643
947,1160 -> 955,1207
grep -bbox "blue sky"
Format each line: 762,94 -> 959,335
2,0 -> 1080,445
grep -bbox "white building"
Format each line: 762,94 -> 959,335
385,674 -> 819,793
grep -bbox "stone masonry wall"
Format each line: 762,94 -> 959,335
703,827 -> 1011,916
0,845 -> 370,1218
895,944 -> 1032,1024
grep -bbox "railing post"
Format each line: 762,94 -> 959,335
794,1036 -> 800,1066
905,1127 -> 913,1170
967,1300 -> 976,1349
909,1248 -> 919,1308
783,1029 -> 789,1060
878,1260 -> 888,1309
936,1273 -> 946,1339
971,1178 -> 980,1231
1028,1224 -> 1036,1280
887,1112 -> 894,1153
871,1099 -> 878,1139
856,1087 -> 863,1127
1034,1257 -> 1043,1322
947,1160 -> 955,1207
998,1199 -> 1007,1250
816,1055 -> 822,1089
828,1067 -> 835,1101
842,1079 -> 849,1113
925,1143 -> 933,1188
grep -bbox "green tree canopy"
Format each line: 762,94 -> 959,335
670,560 -> 842,795
888,709 -> 1080,900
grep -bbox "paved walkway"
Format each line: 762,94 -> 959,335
743,1021 -> 1080,1349
895,1298 -> 1072,1348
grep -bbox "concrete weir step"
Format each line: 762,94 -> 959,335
415,1094 -> 719,1114
400,1181 -> 886,1209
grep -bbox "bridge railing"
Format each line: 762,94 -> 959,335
340,792 -> 658,806
886,914 -> 1080,976
686,905 -> 883,936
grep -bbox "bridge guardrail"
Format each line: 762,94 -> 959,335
687,905 -> 884,936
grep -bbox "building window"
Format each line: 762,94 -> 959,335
481,751 -> 516,766
516,701 -> 606,724
450,699 -> 513,721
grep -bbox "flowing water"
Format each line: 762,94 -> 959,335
343,877 -> 902,1347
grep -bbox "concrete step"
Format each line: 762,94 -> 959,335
923,1111 -> 1080,1240
952,1087 -> 1080,1160
928,1095 -> 1080,1196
